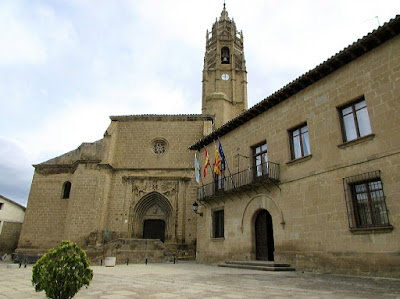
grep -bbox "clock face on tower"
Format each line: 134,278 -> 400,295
221,73 -> 230,81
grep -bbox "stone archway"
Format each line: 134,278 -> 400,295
130,192 -> 173,242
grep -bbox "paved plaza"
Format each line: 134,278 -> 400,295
1,261 -> 400,298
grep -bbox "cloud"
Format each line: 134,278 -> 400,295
0,137 -> 33,206
1,0 -> 399,207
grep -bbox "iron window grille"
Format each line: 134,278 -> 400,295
343,170 -> 391,229
213,209 -> 224,238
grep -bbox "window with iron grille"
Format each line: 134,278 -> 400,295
343,171 -> 391,229
252,142 -> 268,179
289,123 -> 310,160
339,96 -> 372,142
213,208 -> 224,238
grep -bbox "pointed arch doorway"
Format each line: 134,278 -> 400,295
255,210 -> 274,261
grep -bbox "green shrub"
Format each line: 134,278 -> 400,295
32,241 -> 93,299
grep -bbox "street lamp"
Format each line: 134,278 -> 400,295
192,201 -> 203,217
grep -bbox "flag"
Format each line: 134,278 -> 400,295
218,138 -> 226,168
194,153 -> 200,183
204,147 -> 210,177
214,144 -> 222,176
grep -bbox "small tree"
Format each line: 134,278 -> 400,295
32,241 -> 93,299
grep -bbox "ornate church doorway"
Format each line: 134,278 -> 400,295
143,219 -> 166,242
255,210 -> 274,261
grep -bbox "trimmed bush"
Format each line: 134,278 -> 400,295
32,241 -> 93,299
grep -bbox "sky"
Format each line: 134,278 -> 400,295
1,0 -> 399,206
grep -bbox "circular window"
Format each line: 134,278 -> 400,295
153,140 -> 166,155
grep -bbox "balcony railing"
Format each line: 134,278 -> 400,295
197,161 -> 280,201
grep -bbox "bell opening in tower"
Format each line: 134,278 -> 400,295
221,47 -> 230,64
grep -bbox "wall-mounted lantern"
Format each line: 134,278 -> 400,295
192,201 -> 203,217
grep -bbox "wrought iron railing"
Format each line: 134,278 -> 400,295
197,161 -> 280,200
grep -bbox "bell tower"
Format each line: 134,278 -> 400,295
202,4 -> 248,129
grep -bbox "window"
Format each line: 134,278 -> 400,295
62,181 -> 72,199
0,202 -> 3,210
153,140 -> 166,154
289,124 -> 310,160
339,97 -> 372,142
213,208 -> 224,238
343,171 -> 391,229
221,47 -> 230,64
253,142 -> 268,179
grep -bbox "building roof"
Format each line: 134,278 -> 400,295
110,114 -> 214,122
189,15 -> 400,151
0,194 -> 26,210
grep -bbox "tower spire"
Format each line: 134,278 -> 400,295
201,4 -> 248,129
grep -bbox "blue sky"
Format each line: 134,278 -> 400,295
1,0 -> 399,206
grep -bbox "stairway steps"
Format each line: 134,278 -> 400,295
218,261 -> 295,272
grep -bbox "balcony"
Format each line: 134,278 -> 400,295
198,161 -> 280,201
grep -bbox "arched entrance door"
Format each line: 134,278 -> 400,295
143,219 -> 166,242
255,210 -> 274,261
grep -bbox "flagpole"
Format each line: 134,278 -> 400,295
218,137 -> 236,189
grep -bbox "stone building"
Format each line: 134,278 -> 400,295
17,5 -> 400,277
17,6 -> 246,263
190,14 -> 400,277
0,195 -> 25,256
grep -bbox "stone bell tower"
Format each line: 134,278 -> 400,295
202,4 -> 248,129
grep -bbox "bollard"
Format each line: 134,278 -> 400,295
173,257 -> 176,264
19,262 -> 22,268
145,258 -> 148,265
126,257 -> 129,265
100,259 -> 103,266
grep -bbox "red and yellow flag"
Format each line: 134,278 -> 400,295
204,147 -> 210,177
214,145 -> 222,176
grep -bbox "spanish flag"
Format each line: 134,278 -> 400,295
214,144 -> 222,176
204,147 -> 210,177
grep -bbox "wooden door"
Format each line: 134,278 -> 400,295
143,219 -> 165,242
255,210 -> 274,261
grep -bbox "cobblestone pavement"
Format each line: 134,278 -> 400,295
1,261 -> 400,298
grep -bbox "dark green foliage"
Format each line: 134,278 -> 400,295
32,241 -> 93,299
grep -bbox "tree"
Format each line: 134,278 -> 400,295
32,241 -> 93,299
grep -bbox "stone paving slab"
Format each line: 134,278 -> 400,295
1,261 -> 400,298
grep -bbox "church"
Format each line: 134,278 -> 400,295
17,6 -> 400,277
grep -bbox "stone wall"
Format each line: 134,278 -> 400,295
17,115 -> 211,256
0,222 -> 22,254
195,35 -> 400,277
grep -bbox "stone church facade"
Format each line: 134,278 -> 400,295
17,6 -> 400,277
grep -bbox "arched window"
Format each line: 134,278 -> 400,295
62,181 -> 72,199
221,47 -> 230,64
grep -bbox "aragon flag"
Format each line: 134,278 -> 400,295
214,144 -> 222,176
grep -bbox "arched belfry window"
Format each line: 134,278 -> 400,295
221,47 -> 230,64
62,181 -> 72,199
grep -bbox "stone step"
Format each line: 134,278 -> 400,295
218,261 -> 295,272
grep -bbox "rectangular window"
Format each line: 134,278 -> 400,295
0,202 -> 3,210
213,209 -> 224,238
343,171 -> 391,229
252,142 -> 268,179
339,97 -> 372,142
289,124 -> 310,160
